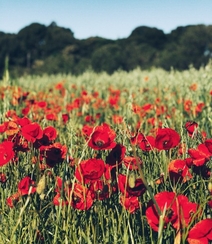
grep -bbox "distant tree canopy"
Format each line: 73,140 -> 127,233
0,22 -> 212,77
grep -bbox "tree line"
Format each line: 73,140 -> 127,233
0,21 -> 212,77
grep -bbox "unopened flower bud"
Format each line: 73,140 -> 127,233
39,193 -> 46,200
128,172 -> 136,188
208,182 -> 212,193
36,175 -> 46,195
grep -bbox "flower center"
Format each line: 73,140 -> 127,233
54,148 -> 61,154
95,141 -> 104,147
73,196 -> 81,203
166,208 -> 174,219
163,141 -> 168,146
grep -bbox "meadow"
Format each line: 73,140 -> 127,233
0,63 -> 211,244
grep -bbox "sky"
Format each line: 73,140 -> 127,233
0,0 -> 212,40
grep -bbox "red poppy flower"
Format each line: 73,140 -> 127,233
156,105 -> 168,117
188,143 -> 211,166
3,121 -> 20,136
34,126 -> 57,149
120,195 -> 140,213
185,121 -> 198,137
5,110 -> 19,120
21,106 -> 30,116
46,112 -> 58,121
72,98 -> 82,109
53,193 -> 70,206
155,128 -> 180,150
168,159 -> 192,183
189,83 -> 198,91
53,177 -> 72,206
205,139 -> 212,154
75,158 -> 105,184
103,163 -> 118,183
44,142 -> 67,168
0,141 -> 15,166
146,191 -> 178,232
118,174 -> 146,197
208,199 -> 212,209
62,113 -> 69,124
11,134 -> 29,152
146,192 -> 199,232
185,157 -> 193,168
81,124 -> 93,139
141,103 -> 153,112
88,123 -> 116,150
0,172 -> 7,183
138,135 -> 155,151
55,176 -> 63,192
17,117 -> 31,127
195,102 -> 205,115
54,178 -> 97,208
129,130 -> 140,145
36,101 -> 47,108
112,114 -> 123,124
106,143 -> 126,166
54,176 -> 72,196
187,219 -> 212,244
84,115 -> 95,124
177,195 -> 199,228
21,122 -> 43,143
184,99 -> 193,113
33,136 -> 50,149
71,183 -> 93,210
89,180 -> 111,200
43,126 -> 57,141
18,176 -> 36,196
132,104 -> 141,114
0,123 -> 7,133
122,156 -> 142,170
6,192 -> 20,208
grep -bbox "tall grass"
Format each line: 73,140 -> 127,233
0,63 -> 211,244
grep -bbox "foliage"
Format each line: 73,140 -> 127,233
1,23 -> 212,77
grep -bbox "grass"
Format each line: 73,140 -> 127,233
0,63 -> 211,244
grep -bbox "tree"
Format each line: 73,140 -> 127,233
91,44 -> 123,74
128,26 -> 167,49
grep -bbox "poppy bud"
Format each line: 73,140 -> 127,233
36,175 -> 46,195
128,172 -> 136,188
208,181 -> 212,193
39,193 -> 46,200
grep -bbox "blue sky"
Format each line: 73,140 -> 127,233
0,0 -> 212,40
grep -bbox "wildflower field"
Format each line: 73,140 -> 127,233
0,64 -> 212,244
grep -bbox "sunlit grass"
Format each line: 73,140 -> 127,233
0,63 -> 211,243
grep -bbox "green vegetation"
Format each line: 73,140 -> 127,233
0,22 -> 212,77
0,64 -> 211,243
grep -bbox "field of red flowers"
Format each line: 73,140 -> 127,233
0,66 -> 212,244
